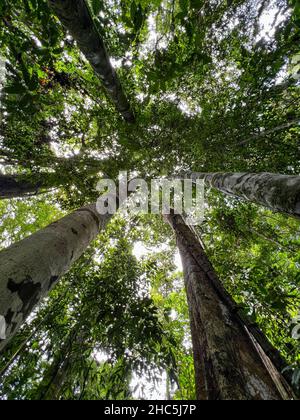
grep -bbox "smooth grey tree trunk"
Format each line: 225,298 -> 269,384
0,173 -> 59,199
166,212 -> 295,400
0,203 -> 111,352
48,0 -> 135,123
186,172 -> 300,218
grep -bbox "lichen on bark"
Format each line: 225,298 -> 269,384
188,172 -> 300,218
0,203 -> 111,352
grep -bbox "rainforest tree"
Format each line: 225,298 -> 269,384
0,0 -> 299,400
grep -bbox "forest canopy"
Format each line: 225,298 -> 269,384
0,0 -> 299,400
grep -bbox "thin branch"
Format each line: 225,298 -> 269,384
237,119 -> 300,147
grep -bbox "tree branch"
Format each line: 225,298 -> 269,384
48,0 -> 135,123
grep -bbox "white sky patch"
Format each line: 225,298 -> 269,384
131,370 -> 174,400
93,252 -> 105,265
178,100 -> 202,117
93,349 -> 109,364
50,141 -> 81,158
169,309 -> 178,321
0,164 -> 7,174
110,58 -> 123,69
63,103 -> 77,123
111,53 -> 133,69
62,51 -> 73,62
162,93 -> 202,117
0,55 -> 6,114
31,35 -> 42,49
133,242 -> 170,259
137,92 -> 148,102
275,62 -> 288,85
257,2 -> 290,42
0,56 -> 6,86
139,15 -> 157,59
92,349 -> 176,400
133,241 -> 150,259
133,241 -> 183,271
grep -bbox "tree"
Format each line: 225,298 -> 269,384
0,0 -> 300,400
0,156 -> 114,200
0,202 -> 112,351
47,0 -> 135,122
166,211 -> 295,400
0,222 -> 178,400
0,173 -> 59,199
186,172 -> 300,218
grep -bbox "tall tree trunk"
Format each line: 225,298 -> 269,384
0,173 -> 59,199
48,0 -> 135,123
0,203 -> 111,352
34,329 -> 84,400
0,155 -> 111,199
186,172 -> 300,218
41,351 -> 71,400
34,338 -> 72,400
166,212 -> 295,400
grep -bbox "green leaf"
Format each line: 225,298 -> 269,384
18,93 -> 33,108
175,11 -> 186,21
180,0 -> 189,14
130,1 -> 138,22
190,0 -> 203,9
4,83 -> 27,95
27,75 -> 39,92
91,0 -> 102,16
130,2 -> 144,32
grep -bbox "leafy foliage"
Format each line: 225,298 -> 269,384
0,0 -> 299,399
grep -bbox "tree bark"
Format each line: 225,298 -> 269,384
187,172 -> 300,219
0,203 -> 111,352
166,212 -> 295,400
0,173 -> 60,199
48,0 -> 135,123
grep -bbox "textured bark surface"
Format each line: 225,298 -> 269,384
0,173 -> 57,199
166,213 -> 294,400
0,204 -> 111,352
48,0 -> 135,123
188,172 -> 300,218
